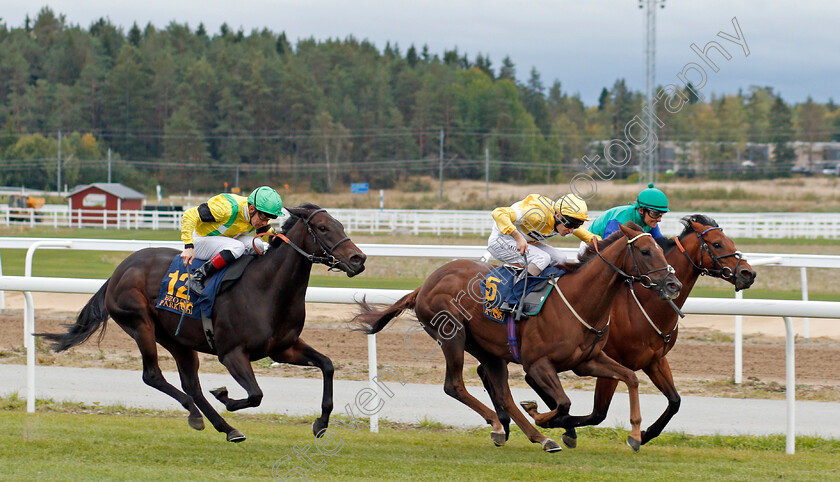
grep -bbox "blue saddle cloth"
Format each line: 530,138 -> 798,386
481,265 -> 565,323
155,256 -> 232,320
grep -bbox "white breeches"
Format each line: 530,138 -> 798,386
191,232 -> 267,260
487,228 -> 567,271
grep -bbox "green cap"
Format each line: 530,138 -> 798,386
636,183 -> 669,212
247,186 -> 284,219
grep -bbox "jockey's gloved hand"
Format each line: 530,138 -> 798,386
256,225 -> 276,238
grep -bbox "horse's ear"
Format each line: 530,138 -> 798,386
618,222 -> 640,237
689,219 -> 707,232
623,221 -> 643,231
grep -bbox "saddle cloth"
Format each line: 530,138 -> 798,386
481,265 -> 566,323
156,255 -> 253,319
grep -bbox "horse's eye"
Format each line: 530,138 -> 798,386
713,242 -> 722,248
318,225 -> 327,232
640,249 -> 650,256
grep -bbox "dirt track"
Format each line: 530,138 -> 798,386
1,293 -> 839,402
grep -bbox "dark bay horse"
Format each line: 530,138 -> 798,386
352,223 -> 682,452
516,214 -> 756,447
41,204 -> 365,442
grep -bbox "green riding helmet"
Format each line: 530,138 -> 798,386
636,183 -> 669,212
247,186 -> 284,219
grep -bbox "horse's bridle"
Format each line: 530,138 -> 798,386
594,232 -> 675,289
264,208 -> 352,270
673,226 -> 743,279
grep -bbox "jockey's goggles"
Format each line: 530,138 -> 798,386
557,213 -> 584,230
644,208 -> 665,219
256,210 -> 278,220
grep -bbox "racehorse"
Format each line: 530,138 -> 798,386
40,204 -> 365,442
352,222 -> 682,452
512,215 -> 756,447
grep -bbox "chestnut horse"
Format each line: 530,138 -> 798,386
353,223 -> 682,452
41,204 -> 366,442
513,215 -> 756,447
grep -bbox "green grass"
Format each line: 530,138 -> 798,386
1,398 -> 838,481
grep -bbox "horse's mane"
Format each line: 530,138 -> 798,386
655,214 -> 719,252
269,203 -> 322,248
557,227 -> 629,273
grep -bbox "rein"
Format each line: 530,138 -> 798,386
672,226 -> 743,279
258,208 -> 352,270
552,278 -> 610,359
627,281 -> 678,357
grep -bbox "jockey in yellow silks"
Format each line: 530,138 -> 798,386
487,193 -> 599,276
180,186 -> 283,295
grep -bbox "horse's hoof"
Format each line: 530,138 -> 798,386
312,419 -> 328,438
520,400 -> 538,416
542,438 -> 562,453
490,431 -> 506,447
210,387 -> 228,400
188,415 -> 205,431
562,432 -> 577,449
626,436 -> 641,452
227,429 -> 246,443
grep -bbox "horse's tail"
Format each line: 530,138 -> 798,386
350,288 -> 419,335
39,279 -> 110,352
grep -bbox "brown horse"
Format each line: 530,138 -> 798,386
515,214 -> 756,447
353,222 -> 682,452
40,204 -> 365,442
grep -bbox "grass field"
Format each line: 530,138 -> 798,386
1,397 -> 839,481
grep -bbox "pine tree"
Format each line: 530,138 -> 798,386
769,96 -> 795,176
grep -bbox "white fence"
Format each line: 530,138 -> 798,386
3,206 -> 840,239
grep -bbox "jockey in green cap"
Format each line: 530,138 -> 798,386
588,183 -> 670,241
180,185 -> 284,295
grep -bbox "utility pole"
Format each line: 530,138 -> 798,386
485,146 -> 489,200
640,0 -> 665,185
57,131 -> 62,193
439,129 -> 444,201
107,148 -> 112,183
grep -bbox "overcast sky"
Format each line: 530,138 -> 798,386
5,1 -> 839,106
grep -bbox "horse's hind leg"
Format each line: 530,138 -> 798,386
477,364 -> 510,441
211,345 -> 263,412
270,338 -> 334,437
157,337 -> 243,442
117,318 -> 204,430
437,340 -> 507,447
472,353 -> 561,452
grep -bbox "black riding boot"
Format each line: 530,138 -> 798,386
185,260 -> 217,296
185,250 -> 235,295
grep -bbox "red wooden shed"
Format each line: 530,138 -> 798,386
67,183 -> 146,225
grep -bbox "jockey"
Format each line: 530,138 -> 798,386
180,186 -> 284,295
488,193 -> 598,276
589,183 -> 670,241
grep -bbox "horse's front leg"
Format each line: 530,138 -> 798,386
270,338 -> 334,437
640,356 -> 680,445
571,352 -> 643,452
518,358 -> 576,448
211,345 -> 264,412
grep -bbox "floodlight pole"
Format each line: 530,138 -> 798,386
641,0 -> 665,184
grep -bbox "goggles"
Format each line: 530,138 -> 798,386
256,210 -> 278,220
645,208 -> 665,220
557,214 -> 584,230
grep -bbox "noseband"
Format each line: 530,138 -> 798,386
673,226 -> 743,279
265,208 -> 352,270
594,232 -> 675,289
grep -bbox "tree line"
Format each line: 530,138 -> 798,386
1,8 -> 839,194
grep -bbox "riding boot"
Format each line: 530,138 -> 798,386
186,251 -> 233,296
